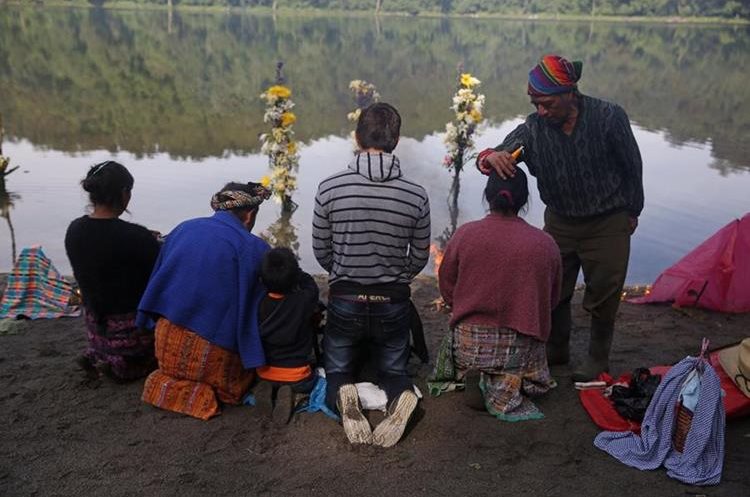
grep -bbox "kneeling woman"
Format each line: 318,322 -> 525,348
438,169 -> 561,421
138,182 -> 271,420
65,161 -> 161,380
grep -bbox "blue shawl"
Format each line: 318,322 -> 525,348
137,211 -> 270,368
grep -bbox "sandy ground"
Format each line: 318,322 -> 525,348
0,275 -> 749,497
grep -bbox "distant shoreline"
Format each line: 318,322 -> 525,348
5,1 -> 749,26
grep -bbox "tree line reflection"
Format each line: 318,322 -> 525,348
0,8 -> 748,172
2,7 -> 749,264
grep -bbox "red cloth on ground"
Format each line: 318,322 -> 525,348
439,214 -> 562,341
579,353 -> 750,433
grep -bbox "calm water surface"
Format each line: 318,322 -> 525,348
1,8 -> 749,283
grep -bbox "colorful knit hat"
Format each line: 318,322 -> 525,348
528,55 -> 583,96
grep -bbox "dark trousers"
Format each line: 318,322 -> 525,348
544,208 -> 631,340
323,296 -> 413,411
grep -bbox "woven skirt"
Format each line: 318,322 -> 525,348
83,310 -> 156,380
453,322 -> 556,421
142,318 -> 254,420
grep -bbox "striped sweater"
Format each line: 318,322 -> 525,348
313,152 -> 431,286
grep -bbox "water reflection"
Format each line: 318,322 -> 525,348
261,207 -> 300,257
431,174 -> 462,277
1,8 -> 749,284
0,113 -> 20,263
2,125 -> 750,285
0,179 -> 19,264
0,8 -> 748,173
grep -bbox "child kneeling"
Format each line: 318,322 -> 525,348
256,247 -> 320,424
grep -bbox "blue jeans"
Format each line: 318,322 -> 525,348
324,297 -> 413,411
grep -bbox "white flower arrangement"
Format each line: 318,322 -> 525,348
347,80 -> 380,148
347,80 -> 380,122
259,72 -> 300,210
443,73 -> 485,173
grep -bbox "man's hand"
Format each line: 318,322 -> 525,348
628,216 -> 638,234
480,150 -> 516,179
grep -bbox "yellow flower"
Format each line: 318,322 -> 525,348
266,85 -> 292,99
469,108 -> 483,122
347,108 -> 361,122
280,112 -> 297,127
287,142 -> 298,155
460,73 -> 481,88
260,175 -> 271,188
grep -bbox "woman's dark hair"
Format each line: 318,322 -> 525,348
261,247 -> 300,294
484,168 -> 529,215
81,161 -> 134,210
355,102 -> 401,153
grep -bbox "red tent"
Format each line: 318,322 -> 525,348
630,213 -> 750,313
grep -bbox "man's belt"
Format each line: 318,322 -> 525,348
334,294 -> 394,303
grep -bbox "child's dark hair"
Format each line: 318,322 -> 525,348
261,247 -> 300,294
355,102 -> 401,153
81,161 -> 134,210
484,168 -> 529,215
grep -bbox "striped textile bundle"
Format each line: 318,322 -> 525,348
0,246 -> 80,319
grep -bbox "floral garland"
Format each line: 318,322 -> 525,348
443,73 -> 485,174
259,69 -> 300,210
347,79 -> 380,123
347,80 -> 380,149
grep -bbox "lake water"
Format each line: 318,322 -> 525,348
1,7 -> 749,284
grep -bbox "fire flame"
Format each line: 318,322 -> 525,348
430,243 -> 444,277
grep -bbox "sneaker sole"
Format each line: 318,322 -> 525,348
338,384 -> 372,445
373,391 -> 418,448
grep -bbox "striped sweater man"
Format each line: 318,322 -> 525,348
313,152 -> 431,288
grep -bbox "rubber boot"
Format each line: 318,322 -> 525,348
572,318 -> 614,383
547,301 -> 572,365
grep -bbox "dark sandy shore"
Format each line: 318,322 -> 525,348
1,275 -> 748,497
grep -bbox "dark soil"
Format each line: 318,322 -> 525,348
1,275 -> 748,497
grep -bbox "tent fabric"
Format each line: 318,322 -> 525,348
630,213 -> 750,313
0,246 -> 80,319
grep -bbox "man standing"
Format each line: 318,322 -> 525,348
478,54 -> 644,382
313,103 -> 430,447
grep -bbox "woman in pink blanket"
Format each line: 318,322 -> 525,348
439,168 -> 562,421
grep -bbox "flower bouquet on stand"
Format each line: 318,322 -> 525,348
347,79 -> 380,148
442,71 -> 485,179
259,62 -> 300,213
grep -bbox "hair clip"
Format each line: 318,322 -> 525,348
90,161 -> 113,177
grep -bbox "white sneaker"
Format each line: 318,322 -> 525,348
337,384 -> 373,445
372,390 -> 418,448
